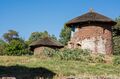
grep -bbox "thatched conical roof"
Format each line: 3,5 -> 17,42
29,37 -> 64,51
66,11 -> 116,26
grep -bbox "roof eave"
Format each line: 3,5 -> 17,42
66,21 -> 117,27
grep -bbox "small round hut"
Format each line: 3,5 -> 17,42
29,37 -> 64,55
66,10 -> 116,55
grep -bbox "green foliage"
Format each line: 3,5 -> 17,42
28,31 -> 47,43
113,36 -> 120,55
1,30 -> 32,56
113,16 -> 120,55
43,47 -> 56,57
28,31 -> 57,44
57,48 -> 90,61
0,39 -> 6,55
95,55 -> 105,63
43,48 -> 105,63
0,39 -> 5,45
113,16 -> 120,36
3,30 -> 19,42
113,56 -> 120,65
50,34 -> 57,40
0,56 -> 120,77
59,25 -> 71,45
90,54 -> 105,63
4,40 -> 31,56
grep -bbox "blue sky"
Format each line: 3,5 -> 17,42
0,0 -> 120,40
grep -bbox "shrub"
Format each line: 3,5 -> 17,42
113,56 -> 120,65
4,40 -> 32,56
113,36 -> 120,55
94,54 -> 105,63
43,47 -> 56,57
0,39 -> 6,55
59,48 -> 90,61
0,44 -> 5,55
43,48 -> 105,63
43,48 -> 91,61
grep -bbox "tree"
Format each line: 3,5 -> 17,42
4,39 -> 31,56
0,39 -> 5,45
2,30 -> 32,55
0,39 -> 6,55
3,30 -> 19,42
28,31 -> 57,44
51,34 -> 57,40
113,16 -> 120,37
59,24 -> 71,45
28,31 -> 49,43
113,16 -> 120,55
113,36 -> 120,55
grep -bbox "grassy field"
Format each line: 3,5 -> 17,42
0,56 -> 120,78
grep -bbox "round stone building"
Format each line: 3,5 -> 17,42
66,10 -> 116,55
29,37 -> 64,55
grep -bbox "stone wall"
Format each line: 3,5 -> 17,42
34,46 -> 45,55
68,24 -> 112,54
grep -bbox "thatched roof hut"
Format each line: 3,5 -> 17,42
66,10 -> 116,55
29,37 -> 64,55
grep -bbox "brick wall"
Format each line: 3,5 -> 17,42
68,24 -> 112,55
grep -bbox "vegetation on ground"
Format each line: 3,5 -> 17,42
0,56 -> 120,78
44,48 -> 106,63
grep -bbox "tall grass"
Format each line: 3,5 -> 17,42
0,56 -> 120,78
0,48 -> 120,78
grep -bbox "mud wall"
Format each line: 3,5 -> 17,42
68,24 -> 112,54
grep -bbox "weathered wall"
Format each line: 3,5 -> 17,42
34,46 -> 45,56
68,24 -> 112,54
34,46 -> 58,56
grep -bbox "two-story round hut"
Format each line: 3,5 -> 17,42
66,10 -> 116,54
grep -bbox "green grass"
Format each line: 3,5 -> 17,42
0,56 -> 120,78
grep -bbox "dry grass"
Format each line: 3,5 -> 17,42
0,56 -> 120,78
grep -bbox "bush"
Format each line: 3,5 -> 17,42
93,54 -> 105,63
43,47 -> 56,57
113,56 -> 120,65
0,39 -> 6,55
43,48 -> 105,63
79,54 -> 105,63
4,40 -> 32,56
57,48 -> 90,61
113,36 -> 120,55
0,45 -> 5,55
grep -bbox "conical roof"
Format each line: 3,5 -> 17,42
29,37 -> 64,48
66,11 -> 116,26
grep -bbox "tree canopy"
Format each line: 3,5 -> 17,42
3,30 -> 19,43
113,16 -> 120,55
59,24 -> 71,45
0,30 -> 31,55
28,31 -> 57,44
